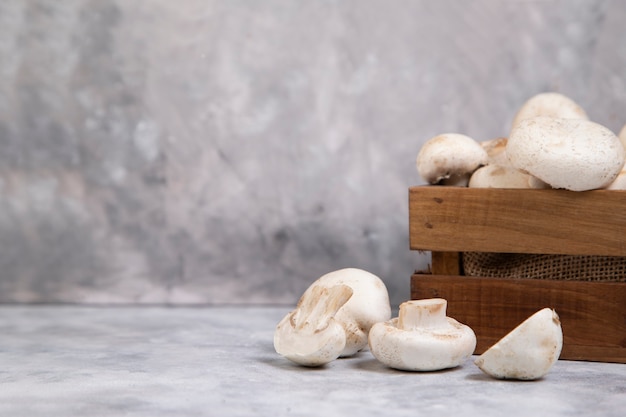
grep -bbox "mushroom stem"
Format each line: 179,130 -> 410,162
292,285 -> 353,333
398,299 -> 448,330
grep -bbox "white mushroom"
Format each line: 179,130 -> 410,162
605,167 -> 626,190
274,268 -> 391,366
507,116 -> 625,191
481,137 -> 509,166
368,298 -> 476,371
469,165 -> 549,189
416,133 -> 488,185
274,285 -> 353,367
510,92 -> 588,131
474,308 -> 563,380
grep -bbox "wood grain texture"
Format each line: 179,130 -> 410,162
411,274 -> 626,363
409,186 -> 626,256
431,252 -> 461,275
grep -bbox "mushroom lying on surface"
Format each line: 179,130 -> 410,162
274,268 -> 391,366
507,116 -> 625,191
474,308 -> 563,380
274,285 -> 353,367
368,298 -> 476,371
416,133 -> 488,185
510,92 -> 588,131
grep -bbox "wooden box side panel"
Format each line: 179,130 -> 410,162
409,186 -> 626,256
411,274 -> 626,363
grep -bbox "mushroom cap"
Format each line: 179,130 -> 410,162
507,117 -> 625,191
481,137 -> 510,166
511,92 -> 588,131
300,268 -> 391,357
474,308 -> 563,380
368,299 -> 476,371
469,165 -> 548,189
416,133 -> 488,184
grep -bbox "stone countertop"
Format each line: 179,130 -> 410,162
0,306 -> 624,416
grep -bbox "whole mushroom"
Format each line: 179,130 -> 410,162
507,116 -> 625,191
469,165 -> 548,189
481,137 -> 509,166
274,268 -> 391,366
368,298 -> 476,371
510,92 -> 588,131
416,133 -> 488,185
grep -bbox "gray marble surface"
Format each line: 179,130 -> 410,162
2,1 -> 626,306
0,305 -> 624,416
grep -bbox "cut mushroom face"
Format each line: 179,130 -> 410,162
507,117 -> 625,191
510,92 -> 588,131
474,308 -> 563,380
274,285 -> 353,367
416,133 -> 488,185
274,268 -> 391,366
368,298 -> 476,371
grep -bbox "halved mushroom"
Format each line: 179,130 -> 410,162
368,298 -> 476,371
474,308 -> 563,380
274,268 -> 391,366
416,133 -> 488,185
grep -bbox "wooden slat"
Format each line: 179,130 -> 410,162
431,252 -> 461,275
411,274 -> 626,363
409,186 -> 626,256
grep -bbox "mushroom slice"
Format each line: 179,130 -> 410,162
474,308 -> 563,380
274,285 -> 353,367
368,298 -> 476,371
416,133 -> 488,185
510,92 -> 588,131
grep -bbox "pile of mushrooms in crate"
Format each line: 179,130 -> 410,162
273,93 -> 626,379
274,268 -> 562,380
416,92 -> 626,191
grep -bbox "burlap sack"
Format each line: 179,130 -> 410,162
463,252 -> 626,282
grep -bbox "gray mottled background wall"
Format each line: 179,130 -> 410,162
1,0 -> 625,306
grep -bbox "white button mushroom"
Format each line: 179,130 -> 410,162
481,137 -> 510,166
416,133 -> 488,185
474,308 -> 563,380
469,164 -> 549,189
274,268 -> 391,366
507,116 -> 626,191
368,298 -> 476,371
510,92 -> 588,131
274,285 -> 353,367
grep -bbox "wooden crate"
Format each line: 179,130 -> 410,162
409,186 -> 626,363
